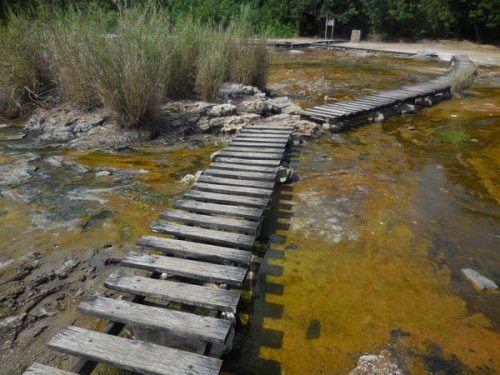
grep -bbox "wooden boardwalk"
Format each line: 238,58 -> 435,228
25,124 -> 294,375
302,55 -> 475,126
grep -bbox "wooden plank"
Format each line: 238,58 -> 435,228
151,220 -> 256,250
301,110 -> 337,120
122,252 -> 248,285
210,162 -> 278,173
197,175 -> 275,189
175,199 -> 263,220
246,125 -> 294,130
307,106 -> 347,115
204,168 -> 276,182
218,151 -> 283,160
224,146 -> 284,154
48,326 -> 223,375
184,190 -> 269,208
138,235 -> 252,265
229,142 -> 285,149
214,157 -> 281,167
78,295 -> 231,345
326,102 -> 373,110
106,272 -> 240,312
234,134 -> 290,140
160,209 -> 259,234
230,137 -> 288,145
193,182 -> 272,198
24,363 -> 75,375
240,129 -> 291,135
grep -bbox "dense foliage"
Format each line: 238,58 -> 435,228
1,0 -> 498,41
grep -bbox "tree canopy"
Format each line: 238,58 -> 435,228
1,0 -> 498,42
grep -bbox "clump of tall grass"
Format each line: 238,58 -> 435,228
435,128 -> 469,144
0,4 -> 270,128
0,11 -> 50,118
449,60 -> 477,98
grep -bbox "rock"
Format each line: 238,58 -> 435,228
294,120 -> 319,137
238,99 -> 282,115
45,156 -> 64,168
322,123 -> 331,131
95,170 -> 112,178
349,350 -> 403,375
0,154 -> 39,187
81,210 -> 114,231
104,257 -> 121,266
55,259 -> 80,279
289,49 -> 305,54
400,103 -> 416,114
462,268 -> 498,290
197,115 -> 246,133
373,112 -> 384,122
306,319 -> 321,339
180,174 -> 196,184
207,104 -> 237,117
218,83 -> 261,99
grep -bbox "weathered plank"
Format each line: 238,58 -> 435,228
106,272 -> 240,312
123,252 -> 248,285
160,209 -> 259,234
204,168 -> 276,182
175,199 -> 263,220
197,175 -> 275,189
229,142 -> 286,149
229,137 -> 288,145
218,151 -> 283,160
240,129 -> 291,135
184,190 -> 269,208
78,295 -> 231,345
24,363 -> 76,375
193,181 -> 272,198
246,125 -> 294,131
138,235 -> 252,265
234,134 -> 290,141
210,162 -> 278,173
214,157 -> 281,167
48,326 -> 223,375
224,146 -> 285,154
150,220 -> 255,249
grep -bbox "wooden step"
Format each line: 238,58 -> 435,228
210,162 -> 278,174
160,210 -> 259,234
24,363 -> 76,375
214,157 -> 281,167
193,182 -> 273,198
197,175 -> 275,189
204,168 -> 276,182
229,142 -> 286,149
138,235 -> 252,265
225,146 -> 285,154
78,295 -> 231,345
184,190 -> 269,208
123,252 -> 248,286
150,221 -> 255,250
230,138 -> 288,145
175,199 -> 263,220
240,129 -> 292,135
234,134 -> 290,141
218,151 -> 283,160
246,125 -> 294,131
48,326 -> 222,375
106,272 -> 240,312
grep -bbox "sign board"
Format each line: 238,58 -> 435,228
326,19 -> 335,27
351,29 -> 361,43
325,18 -> 335,39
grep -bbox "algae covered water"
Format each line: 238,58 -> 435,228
227,49 -> 500,374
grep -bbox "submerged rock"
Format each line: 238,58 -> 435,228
462,268 -> 498,291
349,350 -> 403,375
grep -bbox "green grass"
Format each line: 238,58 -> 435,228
435,129 -> 469,144
0,4 -> 269,128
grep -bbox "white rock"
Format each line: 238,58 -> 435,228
462,268 -> 498,290
95,170 -> 112,177
207,104 -> 237,117
180,174 -> 196,184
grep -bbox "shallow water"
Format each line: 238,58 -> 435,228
227,50 -> 500,374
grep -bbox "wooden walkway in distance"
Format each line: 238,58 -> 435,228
302,55 -> 476,126
25,124 -> 294,375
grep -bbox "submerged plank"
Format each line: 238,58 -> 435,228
175,199 -> 263,220
160,209 -> 259,234
138,235 -> 252,265
150,221 -> 255,250
106,272 -> 241,312
78,295 -> 231,345
49,326 -> 223,375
